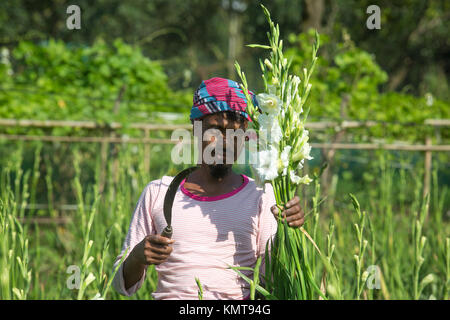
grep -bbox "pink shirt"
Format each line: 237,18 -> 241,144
112,174 -> 278,300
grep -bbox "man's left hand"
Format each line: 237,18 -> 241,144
270,196 -> 305,228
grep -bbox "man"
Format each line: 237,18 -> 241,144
112,77 -> 305,299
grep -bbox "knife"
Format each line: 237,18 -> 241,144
160,166 -> 199,239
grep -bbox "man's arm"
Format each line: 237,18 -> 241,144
122,235 -> 174,290
256,183 -> 279,282
123,248 -> 147,291
112,182 -> 158,296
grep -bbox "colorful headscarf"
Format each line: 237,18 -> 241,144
190,77 -> 258,122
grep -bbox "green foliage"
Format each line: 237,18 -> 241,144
285,29 -> 450,143
0,39 -> 191,126
0,137 -> 448,299
1,1 -> 448,101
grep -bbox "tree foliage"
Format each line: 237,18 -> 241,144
0,38 -> 191,125
284,30 -> 449,143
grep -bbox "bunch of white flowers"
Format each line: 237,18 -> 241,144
233,4 -> 323,300
251,92 -> 313,186
235,23 -> 318,196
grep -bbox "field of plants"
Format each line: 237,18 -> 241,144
1,0 -> 449,301
0,140 -> 448,300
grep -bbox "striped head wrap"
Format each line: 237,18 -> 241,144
190,77 -> 258,122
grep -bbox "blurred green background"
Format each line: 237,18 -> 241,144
0,0 -> 448,207
0,0 -> 449,300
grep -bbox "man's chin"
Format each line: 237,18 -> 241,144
208,163 -> 232,179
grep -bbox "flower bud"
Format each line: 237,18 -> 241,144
264,59 -> 273,70
420,273 -> 435,288
271,76 -> 279,85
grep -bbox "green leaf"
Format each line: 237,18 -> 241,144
246,44 -> 271,49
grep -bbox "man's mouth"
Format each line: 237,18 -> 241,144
211,149 -> 233,163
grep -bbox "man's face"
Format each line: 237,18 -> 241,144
195,112 -> 248,179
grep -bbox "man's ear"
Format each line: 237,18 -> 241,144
243,120 -> 249,141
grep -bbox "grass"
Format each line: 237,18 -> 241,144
0,141 -> 448,299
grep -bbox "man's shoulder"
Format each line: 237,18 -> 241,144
145,175 -> 174,192
142,174 -> 274,198
136,176 -> 172,199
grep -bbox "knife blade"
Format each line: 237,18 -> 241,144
161,166 -> 199,239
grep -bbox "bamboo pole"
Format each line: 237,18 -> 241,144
423,136 -> 432,197
310,143 -> 450,152
99,135 -> 108,194
0,134 -> 175,144
0,118 -> 192,130
1,134 -> 450,151
1,118 -> 448,130
18,216 -> 70,225
144,128 -> 150,174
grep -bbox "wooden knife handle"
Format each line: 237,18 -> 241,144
161,225 -> 173,239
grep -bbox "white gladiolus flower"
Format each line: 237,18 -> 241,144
279,145 -> 291,171
292,141 -> 313,162
84,272 -> 96,287
289,170 -> 301,184
256,93 -> 282,115
258,113 -> 283,147
270,121 -> 283,144
300,175 -> 312,185
257,112 -> 277,130
91,293 -> 105,300
254,146 -> 279,181
297,159 -> 305,170
292,129 -> 313,161
234,10 -> 321,299
290,170 -> 312,185
300,129 -> 309,141
301,142 -> 313,160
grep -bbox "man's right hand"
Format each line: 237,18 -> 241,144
123,235 -> 174,291
130,234 -> 175,266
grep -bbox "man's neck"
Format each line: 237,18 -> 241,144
183,164 -> 243,197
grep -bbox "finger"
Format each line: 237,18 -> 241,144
145,250 -> 170,262
150,245 -> 173,255
285,196 -> 300,208
271,204 -> 287,214
148,235 -> 175,245
283,205 -> 302,217
152,253 -> 170,261
277,214 -> 303,227
148,256 -> 169,265
286,213 -> 302,223
288,217 -> 305,227
271,205 -> 279,214
146,255 -> 169,264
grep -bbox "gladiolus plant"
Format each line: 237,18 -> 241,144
234,5 -> 324,299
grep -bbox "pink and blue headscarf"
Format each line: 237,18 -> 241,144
190,77 -> 259,122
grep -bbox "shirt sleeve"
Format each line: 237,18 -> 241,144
256,182 -> 278,282
112,181 -> 158,296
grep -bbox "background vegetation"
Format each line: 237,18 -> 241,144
0,0 -> 448,299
